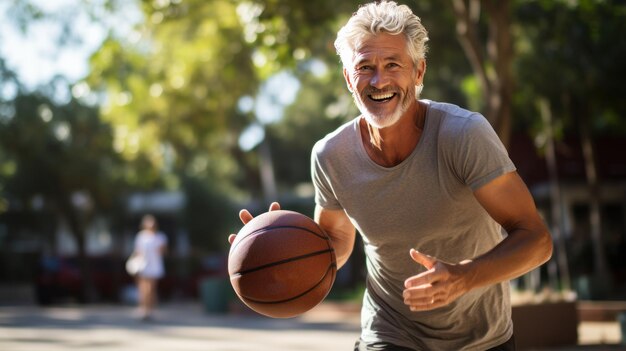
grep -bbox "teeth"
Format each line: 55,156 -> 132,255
370,93 -> 394,101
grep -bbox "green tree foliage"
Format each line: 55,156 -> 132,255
84,1 -> 276,252
182,176 -> 238,252
0,66 -> 124,296
269,68 -> 355,188
88,0 -> 258,191
2,91 -> 119,208
0,76 -> 122,227
516,0 -> 626,133
515,0 -> 626,135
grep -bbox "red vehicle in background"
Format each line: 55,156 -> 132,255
35,255 -> 134,305
34,254 -> 223,305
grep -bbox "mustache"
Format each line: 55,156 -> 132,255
362,87 -> 399,95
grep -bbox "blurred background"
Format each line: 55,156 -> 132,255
0,0 -> 625,318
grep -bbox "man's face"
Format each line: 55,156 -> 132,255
344,33 -> 424,129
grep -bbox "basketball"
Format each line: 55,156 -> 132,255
228,210 -> 337,318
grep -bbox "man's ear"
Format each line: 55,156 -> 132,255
414,59 -> 427,85
343,68 -> 354,93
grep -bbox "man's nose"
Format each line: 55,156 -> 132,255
370,69 -> 389,89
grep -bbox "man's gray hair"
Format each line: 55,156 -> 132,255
334,1 -> 429,69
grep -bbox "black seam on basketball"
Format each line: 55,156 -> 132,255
231,224 -> 332,254
231,217 -> 332,251
248,225 -> 329,240
233,248 -> 334,276
241,263 -> 337,305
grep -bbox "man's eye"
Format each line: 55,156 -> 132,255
358,66 -> 372,71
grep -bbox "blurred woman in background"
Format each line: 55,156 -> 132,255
133,214 -> 168,321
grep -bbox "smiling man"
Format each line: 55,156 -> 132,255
309,1 -> 552,350
231,1 -> 552,350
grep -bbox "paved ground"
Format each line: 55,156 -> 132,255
0,302 -> 360,351
0,301 -> 623,351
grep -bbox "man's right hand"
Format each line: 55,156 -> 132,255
227,202 -> 281,244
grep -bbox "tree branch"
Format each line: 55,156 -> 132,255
451,0 -> 490,99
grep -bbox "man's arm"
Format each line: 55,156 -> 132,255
403,171 -> 553,311
315,205 -> 357,269
469,171 -> 554,284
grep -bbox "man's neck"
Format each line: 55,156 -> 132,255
360,101 -> 426,167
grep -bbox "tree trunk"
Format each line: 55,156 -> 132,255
577,107 -> 610,279
537,98 -> 571,291
58,193 -> 94,303
483,0 -> 514,147
450,0 -> 514,147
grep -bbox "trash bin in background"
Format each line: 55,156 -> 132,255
200,277 -> 232,314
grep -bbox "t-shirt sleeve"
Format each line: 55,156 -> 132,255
449,115 -> 516,191
310,141 -> 343,210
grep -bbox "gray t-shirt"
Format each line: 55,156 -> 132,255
311,100 -> 516,350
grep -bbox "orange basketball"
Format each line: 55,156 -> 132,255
228,210 -> 336,318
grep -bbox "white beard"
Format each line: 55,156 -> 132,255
352,84 -> 418,129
